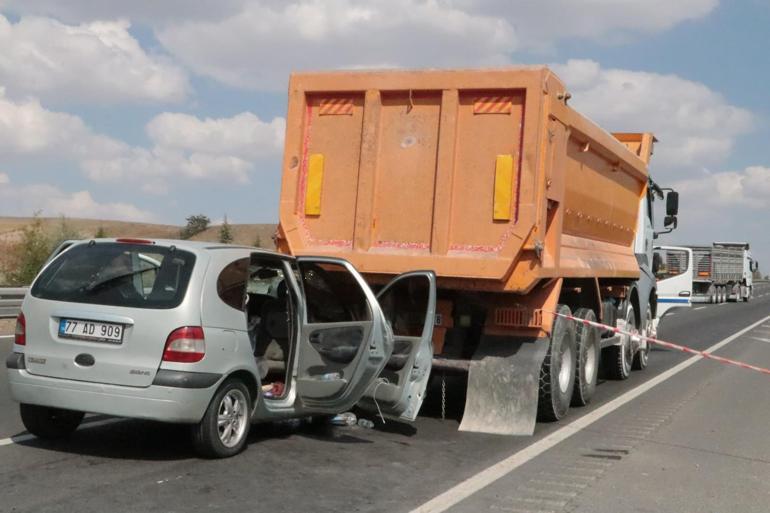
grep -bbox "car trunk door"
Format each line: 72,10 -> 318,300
22,300 -> 192,387
293,257 -> 391,414
358,271 -> 436,421
22,243 -> 202,388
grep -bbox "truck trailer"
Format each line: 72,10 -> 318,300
680,243 -> 756,303
275,67 -> 680,435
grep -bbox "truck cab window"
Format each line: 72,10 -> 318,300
654,249 -> 689,280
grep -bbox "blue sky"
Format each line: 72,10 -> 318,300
0,0 -> 768,265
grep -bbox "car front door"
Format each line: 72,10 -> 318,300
358,271 -> 436,421
292,257 -> 391,414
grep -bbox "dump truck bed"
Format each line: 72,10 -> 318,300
277,68 -> 649,293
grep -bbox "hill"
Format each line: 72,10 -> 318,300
0,217 -> 277,248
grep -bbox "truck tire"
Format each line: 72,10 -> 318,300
709,287 -> 716,304
632,304 -> 652,371
571,308 -> 600,407
746,286 -> 752,302
538,304 -> 577,422
20,404 -> 84,439
603,302 -> 636,380
192,378 -> 252,458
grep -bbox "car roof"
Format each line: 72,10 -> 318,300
66,238 -> 288,259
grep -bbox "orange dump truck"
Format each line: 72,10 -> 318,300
276,67 -> 680,434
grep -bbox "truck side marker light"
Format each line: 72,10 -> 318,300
493,154 -> 515,221
549,310 -> 770,377
305,153 -> 324,216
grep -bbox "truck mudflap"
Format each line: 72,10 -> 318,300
459,335 -> 549,436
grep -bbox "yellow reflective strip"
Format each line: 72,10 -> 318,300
305,154 -> 324,216
493,154 -> 514,221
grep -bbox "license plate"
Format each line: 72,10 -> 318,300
58,319 -> 124,344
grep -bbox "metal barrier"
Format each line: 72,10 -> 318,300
0,287 -> 27,319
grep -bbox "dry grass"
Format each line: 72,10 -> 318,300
0,216 -> 277,248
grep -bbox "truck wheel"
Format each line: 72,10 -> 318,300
192,378 -> 252,458
538,304 -> 577,422
571,308 -> 600,407
20,404 -> 84,439
708,287 -> 716,304
603,302 -> 636,380
632,305 -> 652,371
746,286 -> 752,302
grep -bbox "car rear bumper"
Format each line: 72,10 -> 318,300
7,368 -> 220,423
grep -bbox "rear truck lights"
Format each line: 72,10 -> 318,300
15,312 -> 25,346
162,326 -> 205,363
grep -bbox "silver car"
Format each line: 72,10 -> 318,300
5,238 -> 436,457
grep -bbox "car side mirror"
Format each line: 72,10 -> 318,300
666,191 -> 679,216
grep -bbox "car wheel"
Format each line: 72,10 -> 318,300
20,404 -> 84,439
192,379 -> 251,458
571,308 -> 600,407
632,304 -> 652,371
603,302 -> 636,380
537,304 -> 577,422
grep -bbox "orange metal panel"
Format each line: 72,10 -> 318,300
278,67 -> 650,292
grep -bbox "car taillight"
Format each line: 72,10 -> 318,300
15,312 -> 25,346
162,326 -> 205,363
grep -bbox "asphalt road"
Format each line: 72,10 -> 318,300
1,284 -> 770,512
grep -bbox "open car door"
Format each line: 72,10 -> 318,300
292,257 -> 392,414
359,271 -> 436,421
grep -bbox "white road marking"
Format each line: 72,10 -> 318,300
694,307 -> 706,311
717,302 -> 728,307
0,418 -> 123,447
410,313 -> 770,513
749,337 -> 770,343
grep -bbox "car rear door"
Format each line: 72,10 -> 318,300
358,271 -> 436,421
292,257 -> 391,413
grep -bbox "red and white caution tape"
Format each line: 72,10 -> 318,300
549,310 -> 770,377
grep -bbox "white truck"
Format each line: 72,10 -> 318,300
662,243 -> 757,303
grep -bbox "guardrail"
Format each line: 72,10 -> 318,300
0,287 -> 27,319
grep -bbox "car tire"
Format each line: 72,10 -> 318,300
192,378 -> 252,458
603,302 -> 636,380
632,304 -> 652,371
571,308 -> 600,407
20,404 -> 84,440
537,304 -> 577,422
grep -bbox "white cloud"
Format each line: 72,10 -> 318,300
0,88 -> 124,158
5,1 -> 718,92
0,0 -> 248,25
0,181 -> 155,222
675,166 -> 770,209
0,89 -> 284,193
553,59 -> 753,174
156,0 -> 515,90
461,0 -> 718,49
0,14 -> 189,104
146,112 -> 284,159
151,0 -> 717,90
83,112 -> 286,192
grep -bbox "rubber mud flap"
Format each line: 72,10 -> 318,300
459,336 -> 549,436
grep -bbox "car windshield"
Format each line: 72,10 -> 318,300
31,242 -> 196,309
